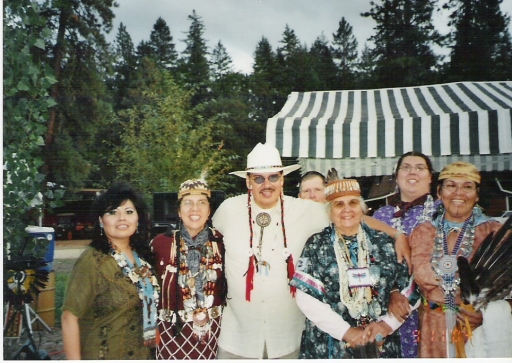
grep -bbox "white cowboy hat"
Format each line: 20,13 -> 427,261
230,143 -> 301,178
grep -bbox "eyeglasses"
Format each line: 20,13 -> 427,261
331,199 -> 360,209
250,174 -> 281,184
441,182 -> 477,193
181,199 -> 209,209
398,164 -> 429,173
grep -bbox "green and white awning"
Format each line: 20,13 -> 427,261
266,81 -> 512,177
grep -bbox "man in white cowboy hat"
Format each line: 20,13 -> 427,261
212,143 -> 406,359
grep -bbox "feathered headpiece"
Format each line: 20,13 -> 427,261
178,170 -> 211,199
324,168 -> 361,202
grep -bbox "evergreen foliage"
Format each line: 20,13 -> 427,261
148,17 -> 178,70
446,0 -> 512,81
363,0 -> 444,87
332,18 -> 359,89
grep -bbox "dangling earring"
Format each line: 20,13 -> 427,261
136,225 -> 139,234
100,223 -> 104,236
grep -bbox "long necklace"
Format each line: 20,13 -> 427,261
431,213 -> 475,298
332,226 -> 375,323
111,249 -> 160,345
245,191 -> 295,301
255,212 -> 271,273
160,229 -> 222,343
431,212 -> 475,358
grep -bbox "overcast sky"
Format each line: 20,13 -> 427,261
110,0 -> 512,75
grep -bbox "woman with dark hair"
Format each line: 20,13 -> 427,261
372,151 -> 440,358
61,182 -> 160,360
151,178 -> 226,359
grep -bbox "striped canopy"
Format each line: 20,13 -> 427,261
266,81 -> 512,177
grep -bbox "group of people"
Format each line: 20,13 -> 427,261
61,143 -> 512,359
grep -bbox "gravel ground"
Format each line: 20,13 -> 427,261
3,242 -> 84,360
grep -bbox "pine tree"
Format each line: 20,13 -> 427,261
332,17 -> 358,89
148,17 -> 178,70
308,34 -> 339,90
42,0 -> 116,189
277,24 -> 320,92
362,0 -> 443,87
136,40 -> 153,60
211,41 -> 233,81
278,24 -> 300,60
251,37 -> 282,122
356,44 -> 378,89
110,23 -> 136,109
446,0 -> 512,81
181,10 -> 211,105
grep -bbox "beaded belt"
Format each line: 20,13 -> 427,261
421,295 -> 458,312
158,305 -> 222,323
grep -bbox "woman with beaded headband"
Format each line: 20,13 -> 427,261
290,174 -> 409,358
409,161 -> 510,358
151,178 -> 226,359
372,151 -> 441,358
61,182 -> 160,360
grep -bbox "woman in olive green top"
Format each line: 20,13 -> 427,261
61,183 -> 160,359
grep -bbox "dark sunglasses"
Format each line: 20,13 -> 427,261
250,174 -> 281,184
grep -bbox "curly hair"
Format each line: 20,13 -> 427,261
88,182 -> 154,265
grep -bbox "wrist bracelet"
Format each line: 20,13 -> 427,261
390,288 -> 400,294
394,231 -> 405,240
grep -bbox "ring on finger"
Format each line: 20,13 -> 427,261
375,333 -> 384,343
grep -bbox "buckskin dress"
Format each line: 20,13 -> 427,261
409,219 -> 501,358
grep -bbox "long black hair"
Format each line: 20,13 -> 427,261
89,182 -> 154,265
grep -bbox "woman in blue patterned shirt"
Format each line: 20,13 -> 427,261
290,176 -> 409,359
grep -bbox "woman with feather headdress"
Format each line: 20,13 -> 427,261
409,161 -> 512,358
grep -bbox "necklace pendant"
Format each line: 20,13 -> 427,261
438,255 -> 457,275
256,212 -> 271,228
192,308 -> 211,345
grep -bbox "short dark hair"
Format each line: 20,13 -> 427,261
298,171 -> 326,192
89,182 -> 153,264
394,151 -> 434,176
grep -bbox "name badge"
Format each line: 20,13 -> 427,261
347,267 -> 373,288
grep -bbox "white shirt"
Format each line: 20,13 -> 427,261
212,194 -> 329,358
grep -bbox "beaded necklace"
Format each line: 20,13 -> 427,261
331,226 -> 379,324
111,249 -> 160,345
430,212 -> 475,358
160,228 -> 222,340
431,212 -> 475,302
245,191 -> 294,301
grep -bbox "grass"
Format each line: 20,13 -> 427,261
54,271 -> 68,326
